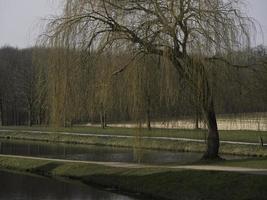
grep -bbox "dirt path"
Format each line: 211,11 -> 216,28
1,154 -> 267,175
0,129 -> 264,146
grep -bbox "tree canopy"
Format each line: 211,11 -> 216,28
42,0 -> 258,159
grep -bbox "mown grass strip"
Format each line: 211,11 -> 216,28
1,155 -> 267,200
1,125 -> 267,143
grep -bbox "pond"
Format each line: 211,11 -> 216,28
0,139 -> 243,164
0,170 -> 138,200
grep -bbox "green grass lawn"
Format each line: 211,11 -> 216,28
1,125 -> 267,143
204,157 -> 267,169
1,155 -> 267,200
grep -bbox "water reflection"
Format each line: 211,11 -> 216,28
0,170 -> 137,200
0,139 -> 244,164
0,139 -> 203,164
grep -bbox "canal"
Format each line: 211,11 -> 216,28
0,139 -> 245,199
0,170 -> 138,200
0,139 -> 243,164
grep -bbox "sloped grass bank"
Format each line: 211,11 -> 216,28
206,157 -> 267,169
0,156 -> 267,200
0,130 -> 267,157
0,129 -> 205,152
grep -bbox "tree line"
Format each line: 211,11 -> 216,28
0,45 -> 266,128
0,47 -> 36,126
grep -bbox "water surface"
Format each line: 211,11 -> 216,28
0,170 -> 138,200
0,139 -> 243,164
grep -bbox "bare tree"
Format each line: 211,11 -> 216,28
43,0 -> 255,159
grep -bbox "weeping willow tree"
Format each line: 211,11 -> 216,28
42,0 -> 256,159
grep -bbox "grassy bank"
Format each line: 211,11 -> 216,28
206,157 -> 267,169
0,155 -> 267,200
1,128 -> 267,157
1,125 -> 267,143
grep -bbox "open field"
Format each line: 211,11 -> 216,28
107,112 -> 267,131
1,125 -> 267,143
0,155 -> 267,200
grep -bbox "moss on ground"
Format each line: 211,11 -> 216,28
1,156 -> 267,200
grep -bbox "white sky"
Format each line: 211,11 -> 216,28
0,0 -> 267,48
0,0 -> 63,48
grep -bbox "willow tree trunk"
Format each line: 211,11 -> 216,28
202,99 -> 220,159
170,54 -> 220,159
196,63 -> 220,159
193,61 -> 219,159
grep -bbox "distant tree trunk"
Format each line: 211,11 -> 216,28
13,105 -> 18,126
100,109 -> 106,129
28,103 -> 33,126
0,97 -> 2,126
69,119 -> 73,127
146,109 -> 151,130
37,110 -> 41,125
195,104 -> 200,129
100,111 -> 104,128
28,110 -> 32,126
104,111 -> 107,128
146,96 -> 151,131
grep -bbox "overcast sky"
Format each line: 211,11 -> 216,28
0,0 -> 267,48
